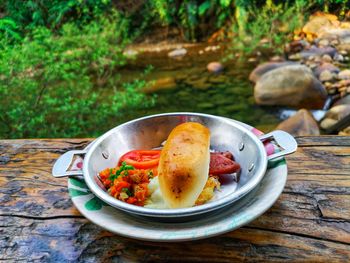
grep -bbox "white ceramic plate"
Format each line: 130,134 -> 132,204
67,121 -> 287,242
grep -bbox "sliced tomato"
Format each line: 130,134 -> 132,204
119,150 -> 161,169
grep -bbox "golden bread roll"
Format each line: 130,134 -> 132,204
158,122 -> 210,208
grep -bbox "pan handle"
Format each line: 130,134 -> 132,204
259,130 -> 297,161
52,150 -> 86,178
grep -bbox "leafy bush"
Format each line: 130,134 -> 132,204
0,13 -> 153,139
138,0 -> 236,41
1,0 -> 112,31
229,0 -> 308,55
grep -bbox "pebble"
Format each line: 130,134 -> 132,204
270,55 -> 284,62
207,62 -> 224,73
340,50 -> 348,55
331,39 -> 340,46
248,57 -> 257,62
318,39 -> 330,47
319,70 -> 334,82
199,50 -> 204,55
123,49 -> 138,57
329,88 -> 337,94
168,48 -> 187,57
338,69 -> 350,79
334,53 -> 344,62
322,54 -> 333,63
339,86 -> 347,92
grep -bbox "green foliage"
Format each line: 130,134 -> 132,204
0,14 -> 153,139
141,0 -> 235,41
0,18 -> 21,41
230,0 -> 308,55
1,0 -> 112,31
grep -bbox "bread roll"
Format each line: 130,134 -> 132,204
158,122 -> 210,208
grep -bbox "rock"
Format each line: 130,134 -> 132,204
207,62 -> 224,73
285,40 -> 310,54
313,62 -> 340,78
331,39 -> 340,45
341,22 -> 350,29
334,95 -> 350,106
254,65 -> 328,109
276,109 -> 320,136
322,54 -> 332,62
248,57 -> 257,62
320,118 -> 337,129
123,49 -> 138,57
249,62 -> 298,83
339,79 -> 350,87
302,15 -> 333,37
319,70 -> 334,82
270,55 -> 284,62
320,104 -> 350,129
298,46 -> 337,59
339,126 -> 350,135
318,38 -> 330,47
336,43 -> 350,52
318,28 -> 350,41
338,69 -> 350,79
168,48 -> 187,58
334,53 -> 344,62
143,77 -> 176,93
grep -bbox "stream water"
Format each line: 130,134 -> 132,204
116,44 -> 281,132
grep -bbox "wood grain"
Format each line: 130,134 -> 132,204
0,137 -> 349,262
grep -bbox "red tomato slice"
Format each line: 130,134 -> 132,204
119,150 -> 161,169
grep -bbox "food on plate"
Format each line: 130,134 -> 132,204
158,122 -> 210,208
99,122 -> 241,208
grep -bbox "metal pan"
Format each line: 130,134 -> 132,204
52,112 -> 297,220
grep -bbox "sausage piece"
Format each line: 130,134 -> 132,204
209,152 -> 240,175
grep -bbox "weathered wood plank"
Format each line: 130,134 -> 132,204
0,216 -> 349,262
295,136 -> 350,146
286,146 -> 350,175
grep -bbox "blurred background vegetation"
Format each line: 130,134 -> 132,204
0,0 -> 349,138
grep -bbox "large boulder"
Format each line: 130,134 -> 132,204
254,65 -> 328,109
302,13 -> 337,41
249,62 -> 297,83
276,109 -> 320,136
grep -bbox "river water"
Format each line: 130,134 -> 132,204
116,44 -> 280,132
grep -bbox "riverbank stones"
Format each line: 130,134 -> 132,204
254,65 -> 327,109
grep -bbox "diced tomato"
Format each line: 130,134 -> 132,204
119,150 -> 161,169
126,197 -> 137,204
115,181 -> 131,192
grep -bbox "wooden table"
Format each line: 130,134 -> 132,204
0,136 -> 349,262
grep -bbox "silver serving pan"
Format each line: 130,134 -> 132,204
52,112 -> 297,220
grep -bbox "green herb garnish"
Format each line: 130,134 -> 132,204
109,162 -> 134,182
122,187 -> 133,196
147,170 -> 154,179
